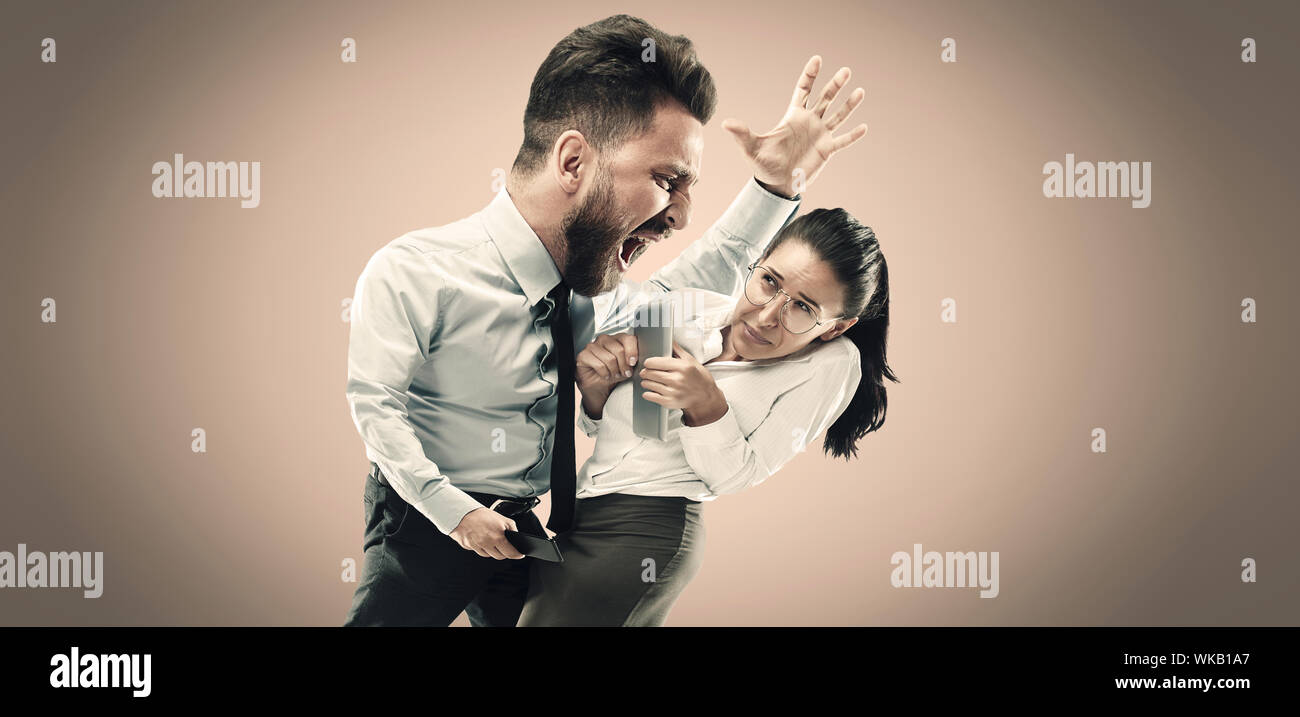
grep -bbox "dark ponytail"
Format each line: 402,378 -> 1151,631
760,208 -> 899,460
824,256 -> 895,459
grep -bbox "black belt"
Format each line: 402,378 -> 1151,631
369,462 -> 541,517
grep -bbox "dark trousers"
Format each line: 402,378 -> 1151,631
343,466 -> 546,627
517,493 -> 704,626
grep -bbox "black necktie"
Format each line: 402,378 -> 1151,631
545,281 -> 577,534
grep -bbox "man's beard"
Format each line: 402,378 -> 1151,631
560,169 -> 629,297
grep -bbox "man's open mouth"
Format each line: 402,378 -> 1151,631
617,234 -> 661,271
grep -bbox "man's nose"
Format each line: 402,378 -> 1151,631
663,193 -> 691,233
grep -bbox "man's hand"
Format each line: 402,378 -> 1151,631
449,507 -> 526,559
639,342 -> 729,427
576,333 -> 639,419
723,55 -> 868,198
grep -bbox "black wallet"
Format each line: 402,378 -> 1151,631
503,529 -> 564,563
490,498 -> 564,563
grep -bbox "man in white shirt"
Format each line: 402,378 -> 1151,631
343,13 -> 868,626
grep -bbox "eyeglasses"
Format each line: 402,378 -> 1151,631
742,261 -> 842,335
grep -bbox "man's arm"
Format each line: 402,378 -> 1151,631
648,177 -> 801,296
593,178 -> 799,334
346,241 -> 485,536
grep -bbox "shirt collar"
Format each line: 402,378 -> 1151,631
480,186 -> 563,306
691,302 -> 733,362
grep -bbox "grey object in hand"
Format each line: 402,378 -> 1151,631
631,303 -> 675,441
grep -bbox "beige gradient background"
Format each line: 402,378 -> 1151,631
1,0 -> 1296,626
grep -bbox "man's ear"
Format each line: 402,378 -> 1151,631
551,130 -> 591,196
821,316 -> 858,341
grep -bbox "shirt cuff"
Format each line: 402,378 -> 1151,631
577,402 -> 601,437
676,402 -> 745,448
755,178 -> 801,201
415,487 -> 486,536
716,177 -> 801,246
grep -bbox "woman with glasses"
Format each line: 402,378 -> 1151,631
517,207 -> 898,626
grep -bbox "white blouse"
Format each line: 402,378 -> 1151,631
575,288 -> 862,501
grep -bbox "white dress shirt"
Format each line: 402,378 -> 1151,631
346,177 -> 800,534
575,288 -> 862,501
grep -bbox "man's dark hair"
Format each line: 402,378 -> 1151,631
511,14 -> 717,176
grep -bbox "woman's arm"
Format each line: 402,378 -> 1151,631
576,400 -> 602,438
674,342 -> 862,496
575,333 -> 641,430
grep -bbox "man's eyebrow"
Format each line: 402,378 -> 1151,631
765,266 -> 823,311
656,162 -> 699,187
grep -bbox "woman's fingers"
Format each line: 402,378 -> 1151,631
642,355 -> 684,371
576,351 -> 606,380
613,333 -> 639,371
639,378 -> 673,397
638,368 -> 676,385
583,343 -> 620,380
591,335 -> 625,376
595,333 -> 637,377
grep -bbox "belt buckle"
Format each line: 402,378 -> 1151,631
489,496 -> 540,518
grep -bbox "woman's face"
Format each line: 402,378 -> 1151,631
726,240 -> 859,361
